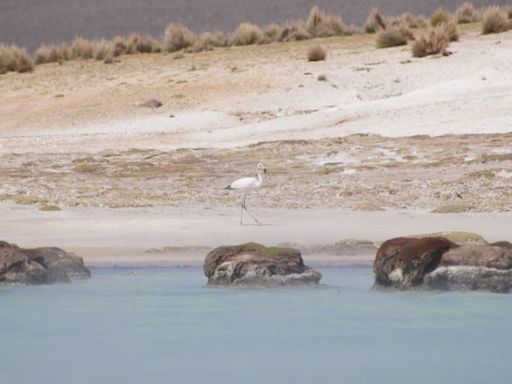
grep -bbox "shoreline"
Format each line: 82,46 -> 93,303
2,203 -> 511,267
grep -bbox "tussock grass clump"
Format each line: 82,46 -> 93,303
482,6 -> 510,34
0,44 -> 34,73
163,23 -> 196,52
112,36 -> 127,56
398,12 -> 428,28
230,22 -> 263,45
364,8 -> 386,33
431,8 -> 452,26
279,21 -> 311,41
263,24 -> 281,42
455,2 -> 479,24
375,26 -> 413,48
35,43 -> 70,64
412,27 -> 450,57
92,39 -> 114,60
71,37 -> 94,59
306,6 -> 345,37
443,20 -> 460,42
189,32 -> 226,52
126,34 -> 162,54
307,45 -> 326,61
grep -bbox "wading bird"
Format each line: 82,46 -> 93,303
225,163 -> 266,226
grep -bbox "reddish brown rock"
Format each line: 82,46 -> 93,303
373,237 -> 457,288
204,242 -> 322,287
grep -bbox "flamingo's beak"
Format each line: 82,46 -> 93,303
264,168 -> 267,174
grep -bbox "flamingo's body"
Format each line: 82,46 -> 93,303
225,163 -> 266,225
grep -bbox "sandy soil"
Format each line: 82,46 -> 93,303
2,203 -> 512,266
1,24 -> 511,266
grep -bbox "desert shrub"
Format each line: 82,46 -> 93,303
482,6 -> 510,34
431,8 -> 452,26
71,37 -> 94,59
112,36 -> 127,56
412,27 -> 450,57
398,12 -> 428,28
189,32 -> 226,52
35,43 -> 69,64
455,2 -> 478,23
365,8 -> 386,33
93,39 -> 113,60
163,23 -> 196,52
443,20 -> 460,41
306,6 -> 345,37
505,5 -> 512,19
124,34 -> 161,54
229,22 -> 263,45
263,24 -> 281,42
307,45 -> 326,61
279,21 -> 311,41
375,26 -> 413,48
1,45 -> 34,72
0,45 -> 13,74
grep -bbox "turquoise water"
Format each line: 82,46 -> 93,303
1,266 -> 511,384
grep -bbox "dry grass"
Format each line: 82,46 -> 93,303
126,34 -> 162,54
412,27 -> 450,57
375,26 -> 413,48
307,45 -> 326,61
443,21 -> 460,42
431,8 -> 452,26
0,44 -> 34,73
190,32 -> 226,52
35,43 -> 70,64
263,24 -> 281,42
455,2 -> 479,24
306,6 -> 345,37
163,23 -> 196,52
482,6 -> 510,34
229,22 -> 264,46
364,8 -> 386,33
397,12 -> 428,29
71,37 -> 94,59
278,21 -> 311,41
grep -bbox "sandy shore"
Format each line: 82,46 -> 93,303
2,203 -> 511,266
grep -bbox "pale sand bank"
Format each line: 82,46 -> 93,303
2,203 -> 511,267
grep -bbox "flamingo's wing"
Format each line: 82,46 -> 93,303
229,177 -> 258,190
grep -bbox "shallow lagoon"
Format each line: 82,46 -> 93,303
1,266 -> 511,384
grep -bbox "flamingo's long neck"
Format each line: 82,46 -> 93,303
257,172 -> 264,186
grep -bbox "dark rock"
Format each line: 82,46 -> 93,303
204,242 -> 322,287
139,98 -> 163,108
373,237 -> 457,288
0,240 -> 90,285
20,247 -> 91,279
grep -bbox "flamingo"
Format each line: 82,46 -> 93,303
225,163 -> 266,226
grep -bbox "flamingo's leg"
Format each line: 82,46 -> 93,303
242,194 -> 262,225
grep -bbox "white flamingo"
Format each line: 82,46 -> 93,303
225,163 -> 266,226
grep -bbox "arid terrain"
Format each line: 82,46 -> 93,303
1,23 -> 512,265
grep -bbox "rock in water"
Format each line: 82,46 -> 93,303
204,242 -> 322,287
373,237 -> 457,289
0,241 -> 90,285
424,244 -> 512,293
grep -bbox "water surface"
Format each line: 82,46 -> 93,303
1,266 -> 511,384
